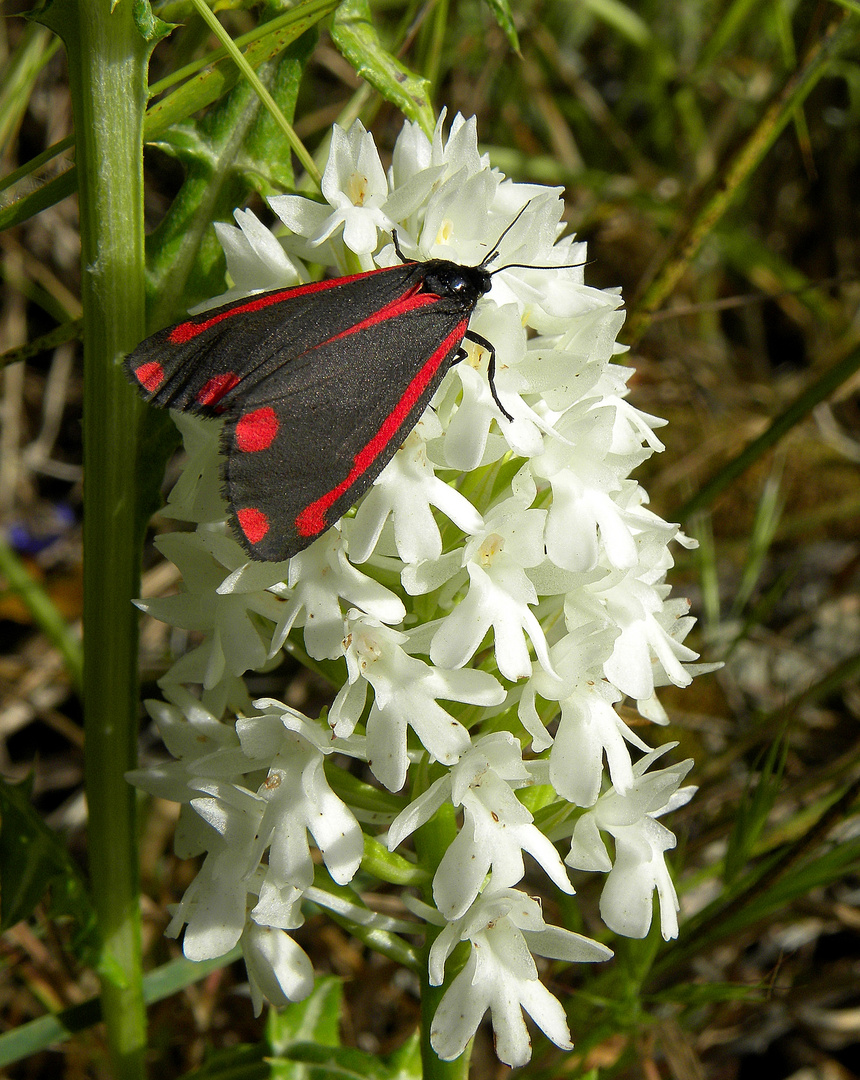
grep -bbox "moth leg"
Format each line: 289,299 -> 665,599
392,230 -> 408,263
463,330 -> 513,421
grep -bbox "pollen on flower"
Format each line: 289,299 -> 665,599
347,172 -> 368,205
479,533 -> 505,564
434,218 -> 454,245
356,636 -> 382,667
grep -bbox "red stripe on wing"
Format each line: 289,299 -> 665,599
197,372 -> 241,406
294,319 -> 468,539
168,266 -> 399,344
322,284 -> 439,344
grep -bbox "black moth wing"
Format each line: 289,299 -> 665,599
125,256 -> 494,562
222,273 -> 482,560
124,264 -> 425,413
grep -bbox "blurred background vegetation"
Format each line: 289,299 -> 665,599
1,0 -> 859,1077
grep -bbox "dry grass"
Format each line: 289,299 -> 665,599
1,2 -> 859,1076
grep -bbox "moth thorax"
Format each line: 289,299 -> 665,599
423,263 -> 492,305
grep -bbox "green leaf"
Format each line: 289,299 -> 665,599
309,872 -> 420,971
275,1041 -> 410,1080
233,25 -> 318,198
0,946 -> 243,1069
0,774 -> 98,960
677,344 -> 860,522
267,976 -> 343,1079
0,25 -> 60,155
145,0 -> 338,144
383,1031 -> 421,1080
572,0 -> 652,47
145,27 -> 315,329
331,0 -> 435,137
723,731 -> 788,884
268,975 -> 343,1051
651,980 -> 765,1007
0,0 -> 336,234
131,0 -> 175,47
361,833 -> 428,886
482,0 -> 520,52
0,164 -> 77,234
326,765 -> 407,816
179,1043 -> 269,1080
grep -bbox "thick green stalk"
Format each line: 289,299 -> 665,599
37,0 -> 151,1074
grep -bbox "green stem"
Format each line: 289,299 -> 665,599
37,1 -> 151,1075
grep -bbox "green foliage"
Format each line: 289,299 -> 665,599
330,0 -> 435,136
266,976 -> 419,1080
723,731 -> 788,885
145,27 -> 318,320
272,1038 -> 422,1080
177,980 -> 423,1080
3,0 -> 860,1075
0,774 -> 97,959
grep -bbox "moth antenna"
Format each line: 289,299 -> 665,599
489,257 -> 589,277
479,201 -> 533,269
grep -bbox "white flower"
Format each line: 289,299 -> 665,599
428,887 -> 612,1066
564,746 -> 696,939
125,685 -> 253,813
264,530 -> 406,660
160,414 -> 226,525
518,626 -> 651,804
205,208 -> 304,308
329,612 -> 504,791
346,417 -> 484,565
271,120 -> 395,256
590,574 -> 699,700
130,112 -> 704,1066
135,532 -> 286,688
427,497 -> 556,681
234,709 -> 364,892
242,921 -> 314,1015
165,801 -> 261,960
388,733 -> 573,918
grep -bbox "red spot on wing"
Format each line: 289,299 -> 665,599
167,266 -> 397,344
235,407 -> 279,452
197,372 -> 240,406
237,507 -> 269,544
295,319 -> 468,539
135,361 -> 165,392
